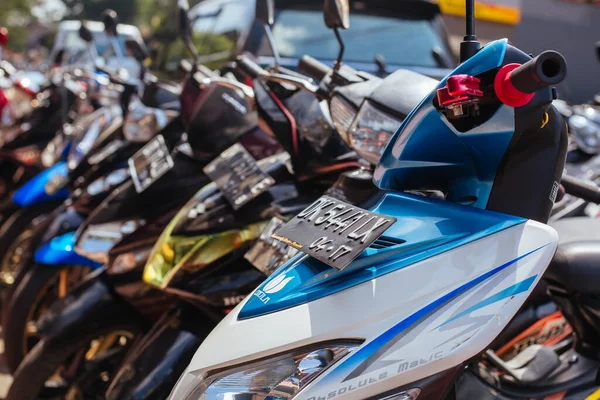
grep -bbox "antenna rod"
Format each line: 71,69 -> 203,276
466,0 -> 474,36
459,0 -> 480,63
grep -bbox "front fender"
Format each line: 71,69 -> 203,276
107,306 -> 204,400
36,269 -> 147,344
40,207 -> 85,244
34,231 -> 101,269
12,161 -> 69,207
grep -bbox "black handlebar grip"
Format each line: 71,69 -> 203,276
235,55 -> 265,79
561,174 -> 600,204
510,51 -> 567,94
298,55 -> 332,81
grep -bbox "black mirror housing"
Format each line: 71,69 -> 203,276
324,0 -> 350,30
125,38 -> 148,62
596,41 -> 600,64
102,9 -> 119,37
256,0 -> 275,27
177,0 -> 193,42
53,48 -> 65,65
79,23 -> 94,43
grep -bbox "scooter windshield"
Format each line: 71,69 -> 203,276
67,103 -> 121,170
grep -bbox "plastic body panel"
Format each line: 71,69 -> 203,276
34,231 -> 101,269
12,161 -> 69,207
173,220 -> 558,399
239,191 -> 524,319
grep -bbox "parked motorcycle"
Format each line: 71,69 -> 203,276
0,14 -> 185,373
164,1 -> 600,399
3,4 -> 289,395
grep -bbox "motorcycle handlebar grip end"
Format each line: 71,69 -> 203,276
235,55 -> 265,80
298,55 -> 332,81
561,174 -> 600,205
494,51 -> 567,108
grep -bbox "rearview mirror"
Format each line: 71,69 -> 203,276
125,38 -> 148,62
79,23 -> 94,43
256,0 -> 274,27
102,9 -> 119,37
53,48 -> 65,66
177,0 -> 192,43
177,0 -> 198,61
324,0 -> 349,30
596,41 -> 600,64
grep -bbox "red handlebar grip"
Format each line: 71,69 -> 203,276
494,63 -> 535,108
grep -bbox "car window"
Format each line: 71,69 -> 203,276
263,10 -> 447,68
63,30 -> 131,59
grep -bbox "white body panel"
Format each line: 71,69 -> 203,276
171,220 -> 558,399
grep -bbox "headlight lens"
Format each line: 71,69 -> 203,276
177,343 -> 359,400
75,219 -> 145,264
330,95 -> 358,140
347,100 -> 402,165
123,101 -> 173,143
569,114 -> 600,154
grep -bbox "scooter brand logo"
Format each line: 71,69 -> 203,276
252,273 -> 295,305
263,273 -> 294,294
221,93 -> 247,114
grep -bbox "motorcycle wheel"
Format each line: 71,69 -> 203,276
0,202 -> 59,295
0,218 -> 38,308
7,325 -> 141,400
3,264 -> 88,374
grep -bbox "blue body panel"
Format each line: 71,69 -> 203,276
34,231 -> 102,269
12,161 -> 69,207
321,246 -> 546,384
374,39 -> 511,209
239,191 -> 525,319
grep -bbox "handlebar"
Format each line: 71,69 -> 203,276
494,51 -> 567,108
298,55 -> 332,81
510,51 -> 567,93
561,174 -> 600,204
235,55 -> 267,79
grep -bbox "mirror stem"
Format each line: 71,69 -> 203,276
263,25 -> 280,72
334,27 -> 344,70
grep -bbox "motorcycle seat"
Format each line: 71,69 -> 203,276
545,217 -> 600,295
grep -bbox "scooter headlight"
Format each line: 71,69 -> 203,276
75,219 -> 145,264
346,101 -> 402,165
569,114 -> 600,154
330,95 -> 358,140
174,343 -> 359,400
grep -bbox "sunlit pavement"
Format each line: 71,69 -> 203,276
0,329 -> 12,399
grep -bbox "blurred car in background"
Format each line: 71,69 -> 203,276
49,20 -> 143,71
189,0 -> 455,78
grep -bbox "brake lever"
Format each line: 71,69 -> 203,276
266,73 -> 319,94
194,73 -> 255,103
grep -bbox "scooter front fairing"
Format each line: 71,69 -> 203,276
170,39 -> 568,400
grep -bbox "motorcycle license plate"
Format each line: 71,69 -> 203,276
245,217 -> 299,276
128,135 -> 174,193
44,174 -> 69,195
272,195 -> 397,270
203,143 -> 275,210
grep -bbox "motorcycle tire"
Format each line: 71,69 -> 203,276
0,218 -> 39,313
2,263 -> 61,373
0,204 -> 58,303
7,325 -> 141,400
